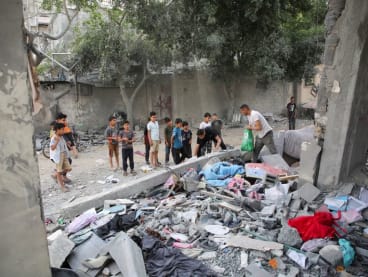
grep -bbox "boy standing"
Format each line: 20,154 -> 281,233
199,112 -> 212,155
147,111 -> 160,168
50,123 -> 72,192
171,118 -> 184,164
182,121 -> 192,159
105,115 -> 120,170
211,113 -> 223,136
120,120 -> 136,176
164,117 -> 173,165
287,97 -> 297,130
143,117 -> 151,165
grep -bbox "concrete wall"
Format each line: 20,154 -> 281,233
317,0 -> 368,188
0,0 -> 51,276
35,71 -> 292,132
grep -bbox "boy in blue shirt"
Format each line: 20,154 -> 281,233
182,121 -> 192,159
171,118 -> 184,164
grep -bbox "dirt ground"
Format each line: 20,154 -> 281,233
39,119 -> 313,218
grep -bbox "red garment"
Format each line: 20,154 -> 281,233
288,211 -> 341,242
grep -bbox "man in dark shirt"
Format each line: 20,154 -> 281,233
211,113 -> 223,136
194,127 -> 226,157
287,97 -> 297,130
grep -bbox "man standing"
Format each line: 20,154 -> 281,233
147,111 -> 161,168
194,127 -> 226,157
287,96 -> 297,130
240,104 -> 277,162
164,117 -> 173,165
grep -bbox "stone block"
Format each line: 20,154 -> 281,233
299,142 -> 321,186
48,234 -> 75,268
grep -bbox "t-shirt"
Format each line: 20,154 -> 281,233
287,103 -> 296,118
50,135 -> 69,163
211,119 -> 223,135
199,121 -> 211,129
172,127 -> 183,149
247,110 -> 272,139
147,121 -> 160,141
105,125 -> 119,145
164,126 -> 173,146
120,130 -> 135,149
182,130 -> 192,145
197,127 -> 220,146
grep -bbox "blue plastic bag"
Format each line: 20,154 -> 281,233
339,239 -> 355,267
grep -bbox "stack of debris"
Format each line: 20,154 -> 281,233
47,154 -> 368,276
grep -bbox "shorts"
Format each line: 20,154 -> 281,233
108,143 -> 119,157
56,153 -> 72,173
150,140 -> 160,152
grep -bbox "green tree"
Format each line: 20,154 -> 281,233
72,9 -> 171,121
126,0 -> 326,119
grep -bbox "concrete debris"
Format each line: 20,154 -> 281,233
298,183 -> 321,203
48,233 -> 75,268
49,154 -> 368,277
277,226 -> 303,247
319,245 -> 343,266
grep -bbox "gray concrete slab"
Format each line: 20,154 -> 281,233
48,235 -> 75,268
298,141 -> 321,186
61,150 -> 240,217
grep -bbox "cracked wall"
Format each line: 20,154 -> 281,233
316,0 -> 368,188
0,0 -> 51,276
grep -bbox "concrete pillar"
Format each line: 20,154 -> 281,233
316,0 -> 368,189
0,1 -> 51,276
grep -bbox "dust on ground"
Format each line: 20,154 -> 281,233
39,119 -> 313,218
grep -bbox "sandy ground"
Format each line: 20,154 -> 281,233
39,119 -> 313,218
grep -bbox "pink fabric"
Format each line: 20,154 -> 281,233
246,163 -> 287,176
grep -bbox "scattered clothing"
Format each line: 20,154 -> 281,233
199,162 -> 245,187
288,212 -> 341,242
142,235 -> 216,277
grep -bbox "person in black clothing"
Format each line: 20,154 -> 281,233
211,113 -> 223,136
287,97 -> 297,130
143,118 -> 150,164
182,121 -> 192,159
194,127 -> 226,157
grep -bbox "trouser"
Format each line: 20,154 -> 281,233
253,131 -> 277,162
198,138 -> 226,157
122,148 -> 134,171
288,117 -> 296,130
172,147 -> 185,165
182,144 -> 192,159
145,144 -> 150,163
165,145 -> 171,163
200,141 -> 212,156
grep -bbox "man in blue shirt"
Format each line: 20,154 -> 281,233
171,118 -> 185,164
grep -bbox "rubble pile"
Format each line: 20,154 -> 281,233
46,154 -> 368,276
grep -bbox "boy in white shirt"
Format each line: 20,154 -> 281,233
240,104 -> 277,162
50,123 -> 72,192
147,111 -> 161,167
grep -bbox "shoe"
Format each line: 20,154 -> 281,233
146,161 -> 150,165
123,171 -> 128,176
131,170 -> 137,176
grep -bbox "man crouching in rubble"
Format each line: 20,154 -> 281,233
194,127 -> 226,157
50,123 -> 72,192
240,104 -> 277,162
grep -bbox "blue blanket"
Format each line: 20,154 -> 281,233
199,162 -> 245,187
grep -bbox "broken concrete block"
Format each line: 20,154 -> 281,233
261,204 -> 276,217
261,154 -> 290,172
240,251 -> 249,268
298,183 -> 321,203
277,226 -> 303,247
67,233 -> 106,276
226,235 -> 283,251
319,245 -> 343,266
47,229 -> 63,244
106,232 -> 147,277
245,263 -> 273,277
48,234 -> 75,268
198,251 -> 217,260
298,142 -> 321,185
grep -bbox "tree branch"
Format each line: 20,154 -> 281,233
131,65 -> 148,102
